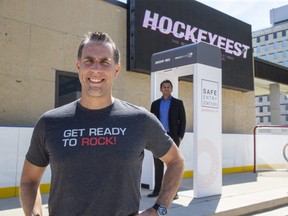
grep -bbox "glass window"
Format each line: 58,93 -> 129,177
268,116 -> 271,122
273,42 -> 278,49
257,46 -> 261,53
257,37 -> 261,43
259,106 -> 263,112
267,95 -> 270,102
265,35 -> 269,41
283,30 -> 287,37
269,53 -> 273,60
283,51 -> 287,58
267,105 -> 270,112
285,104 -> 288,111
273,32 -> 277,39
274,53 -> 278,59
55,71 -> 81,108
259,96 -> 263,102
285,61 -> 288,67
265,54 -> 269,60
283,40 -> 287,47
260,117 -> 263,123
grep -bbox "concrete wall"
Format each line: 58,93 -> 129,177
0,0 -> 256,133
0,0 -> 127,126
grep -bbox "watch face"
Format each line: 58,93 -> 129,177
158,205 -> 168,215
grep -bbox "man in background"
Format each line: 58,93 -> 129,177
148,79 -> 186,200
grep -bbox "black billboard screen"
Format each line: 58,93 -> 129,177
128,0 -> 254,91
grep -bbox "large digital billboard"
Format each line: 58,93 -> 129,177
128,0 -> 254,91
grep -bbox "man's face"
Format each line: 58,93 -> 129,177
76,41 -> 120,100
160,82 -> 173,98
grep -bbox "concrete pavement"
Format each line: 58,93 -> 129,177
1,172 -> 288,216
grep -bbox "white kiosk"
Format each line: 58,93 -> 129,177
141,42 -> 222,198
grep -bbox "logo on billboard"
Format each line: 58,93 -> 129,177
175,52 -> 193,60
201,79 -> 219,109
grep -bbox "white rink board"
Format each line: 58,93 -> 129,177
1,127 -> 253,189
0,127 -> 51,189
256,134 -> 288,169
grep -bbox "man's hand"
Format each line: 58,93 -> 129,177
136,208 -> 157,215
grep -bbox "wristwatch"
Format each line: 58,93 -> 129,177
152,203 -> 168,216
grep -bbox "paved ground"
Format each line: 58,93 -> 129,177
1,172 -> 288,216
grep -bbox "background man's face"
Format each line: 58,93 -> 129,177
161,82 -> 173,98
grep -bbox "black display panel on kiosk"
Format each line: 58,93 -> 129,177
128,0 -> 254,91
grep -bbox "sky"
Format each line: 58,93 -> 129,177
198,0 -> 288,31
117,0 -> 288,32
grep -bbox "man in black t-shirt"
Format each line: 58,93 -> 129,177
20,32 -> 185,216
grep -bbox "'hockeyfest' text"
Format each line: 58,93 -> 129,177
142,10 -> 250,59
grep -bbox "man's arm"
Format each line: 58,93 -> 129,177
140,143 -> 185,215
20,159 -> 46,216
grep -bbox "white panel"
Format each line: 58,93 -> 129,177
179,133 -> 193,170
0,127 -> 52,189
141,150 -> 154,190
193,63 -> 222,198
16,127 -> 33,186
222,134 -> 254,167
0,127 -> 18,187
256,134 -> 288,169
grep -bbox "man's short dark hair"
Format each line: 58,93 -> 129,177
77,32 -> 120,64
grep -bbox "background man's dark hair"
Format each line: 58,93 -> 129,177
160,79 -> 173,89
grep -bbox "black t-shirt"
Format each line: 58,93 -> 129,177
26,99 -> 173,216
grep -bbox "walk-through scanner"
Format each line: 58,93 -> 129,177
141,42 -> 222,198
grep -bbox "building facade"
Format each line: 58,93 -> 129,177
0,0 -> 257,134
252,5 -> 288,67
253,4 -> 288,125
255,94 -> 288,125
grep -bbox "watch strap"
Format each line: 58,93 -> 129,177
152,203 -> 160,211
